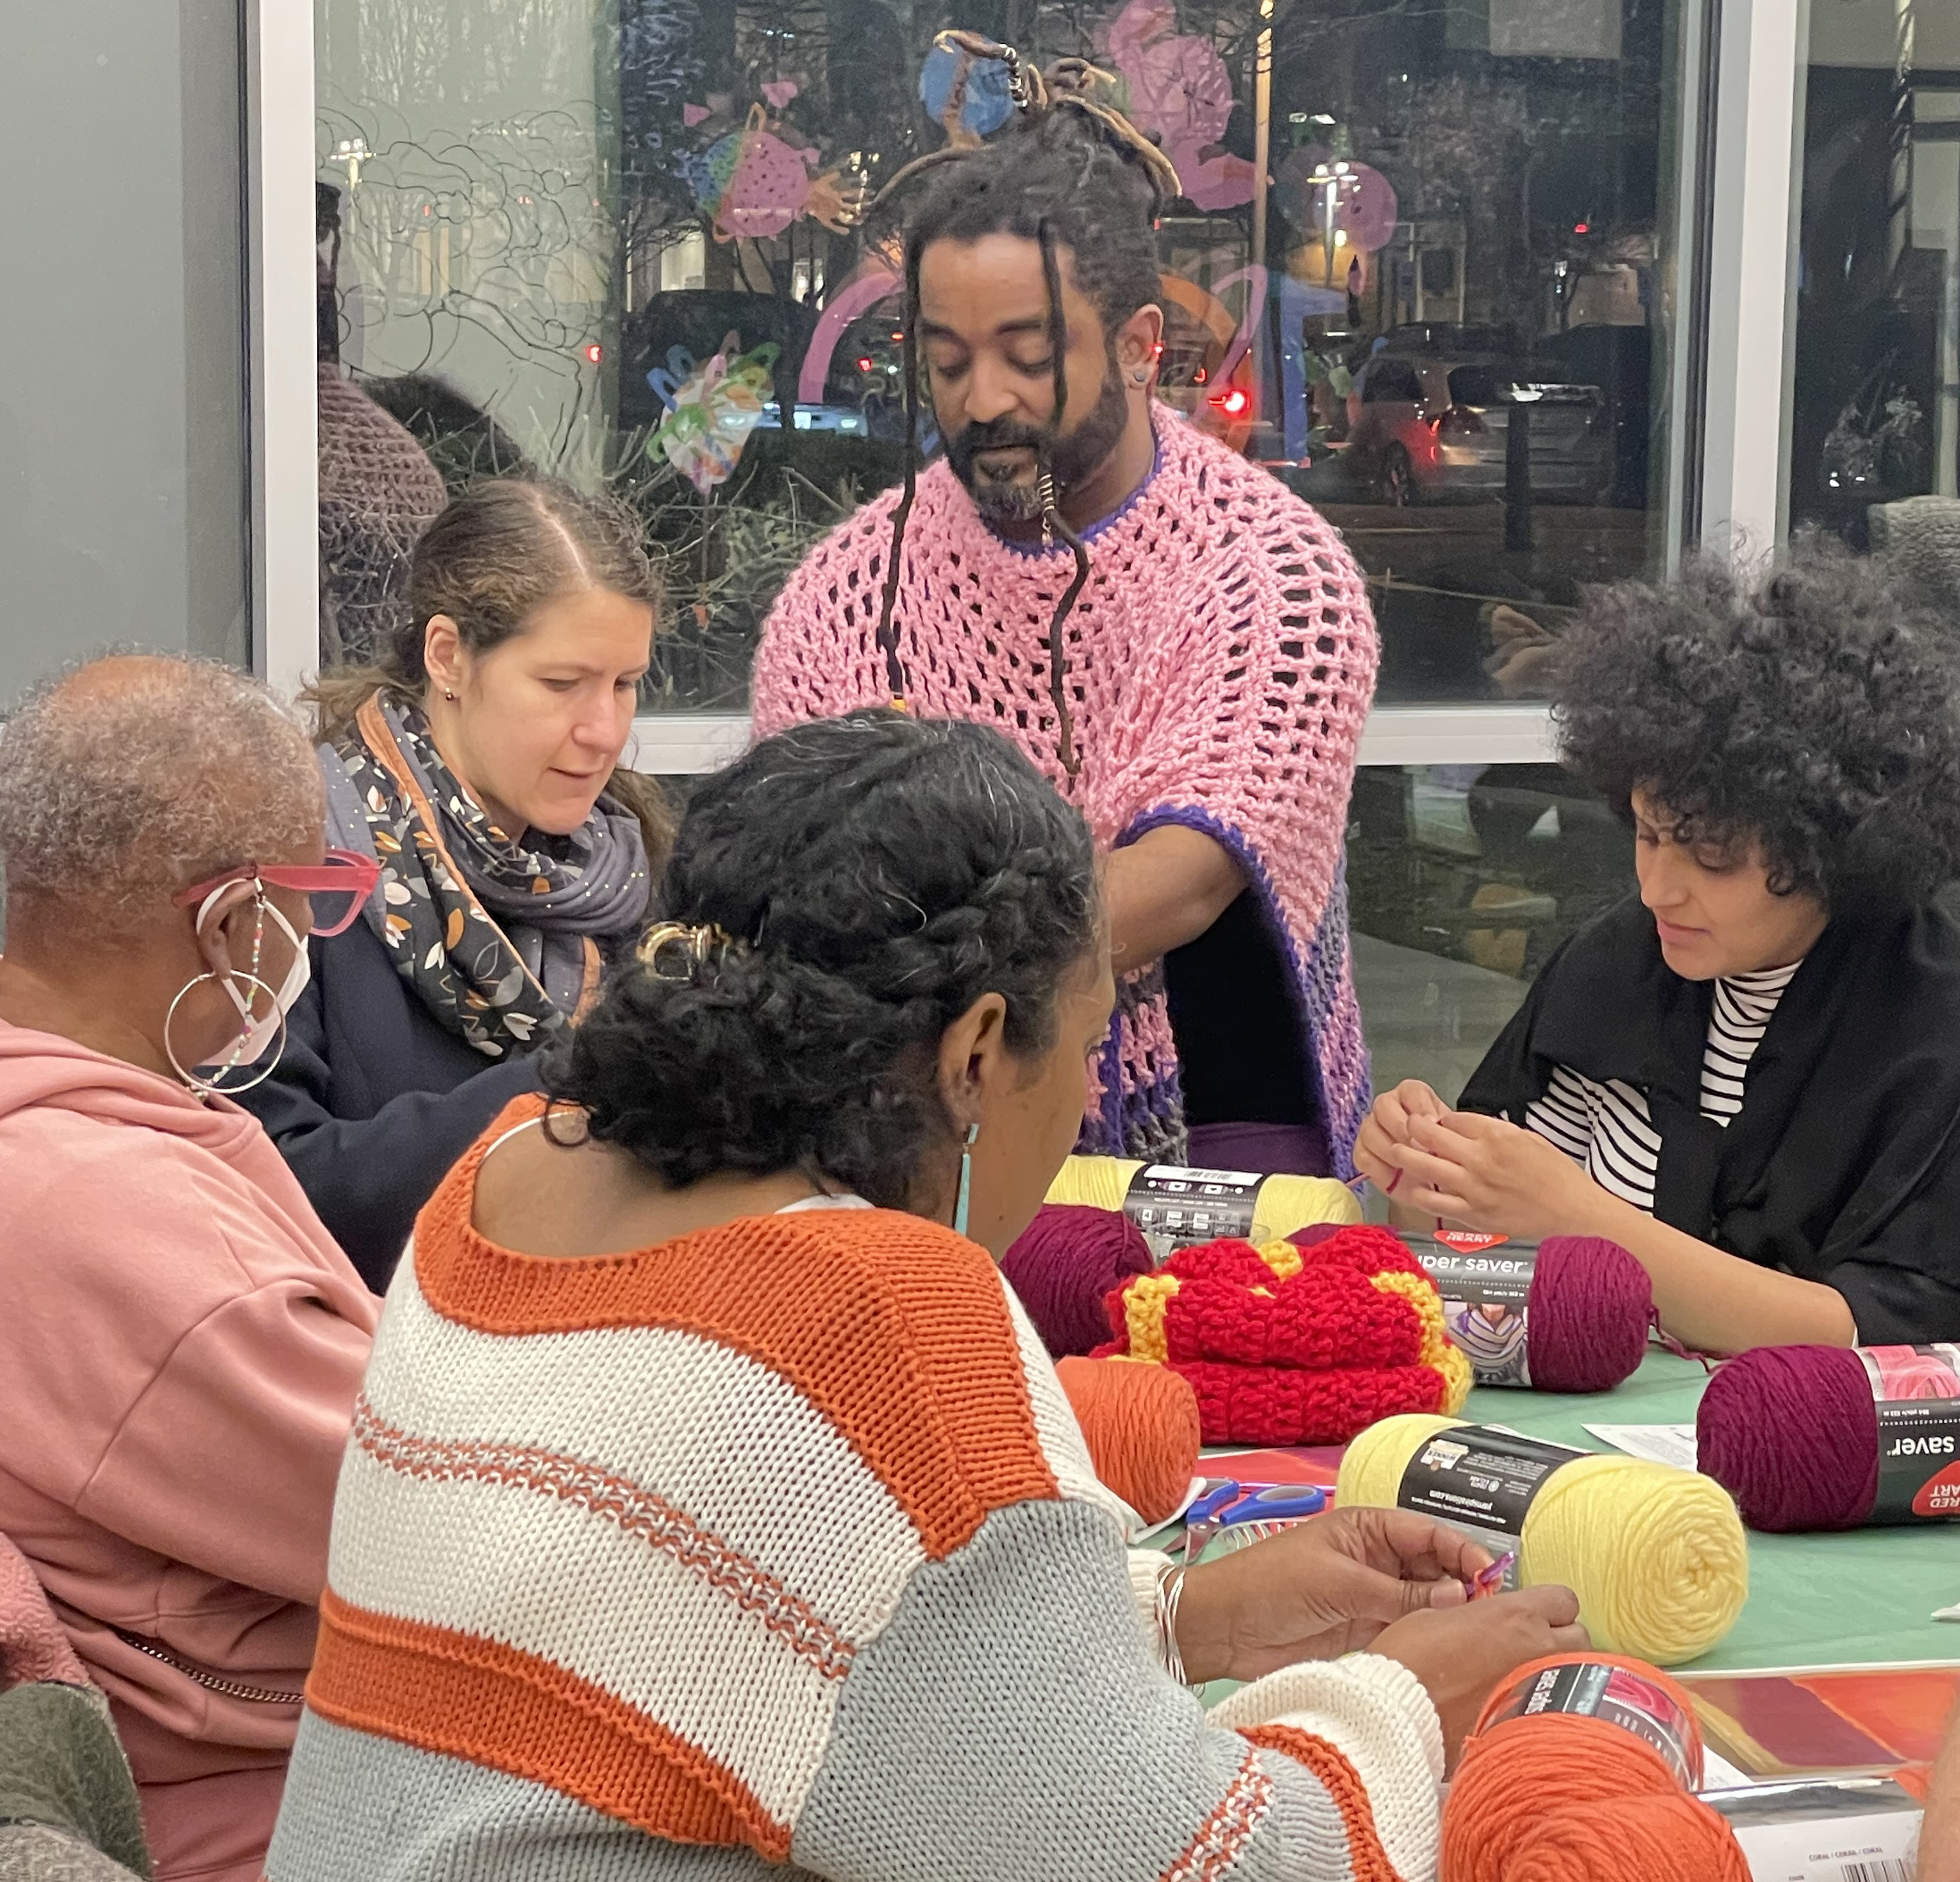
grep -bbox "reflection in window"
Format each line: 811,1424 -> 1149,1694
1792,0 -> 1960,609
314,1 -> 1692,710
1349,764 -> 1633,1100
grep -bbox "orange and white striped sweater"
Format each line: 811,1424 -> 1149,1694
268,1100 -> 1444,1881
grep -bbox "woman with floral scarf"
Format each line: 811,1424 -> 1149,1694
242,480 -> 670,1287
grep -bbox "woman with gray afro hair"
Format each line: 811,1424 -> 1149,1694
0,653 -> 379,1882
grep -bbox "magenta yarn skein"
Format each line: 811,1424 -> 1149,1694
1302,1226 -> 1651,1393
1696,1345 -> 1879,1531
1526,1235 -> 1655,1393
1001,1204 -> 1154,1357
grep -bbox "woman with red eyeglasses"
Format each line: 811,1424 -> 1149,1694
0,655 -> 381,1882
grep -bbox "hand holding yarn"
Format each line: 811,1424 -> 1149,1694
1353,1076 -> 1451,1196
1371,1585 -> 1589,1770
1339,1416 -> 1749,1666
1395,1108 -> 1607,1242
1174,1505 -> 1511,1685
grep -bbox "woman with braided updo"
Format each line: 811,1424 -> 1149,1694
753,32 -> 1378,1183
270,711 -> 1583,1882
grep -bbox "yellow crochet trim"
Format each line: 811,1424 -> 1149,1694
1367,1269 -> 1475,1414
1369,1268 -> 1447,1364
1122,1272 -> 1180,1364
1255,1239 -> 1303,1282
1434,1339 -> 1473,1413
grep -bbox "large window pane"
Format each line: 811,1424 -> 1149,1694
1790,1 -> 1960,559
1349,763 -> 1634,1098
316,1 -> 1692,711
1,0 -> 249,699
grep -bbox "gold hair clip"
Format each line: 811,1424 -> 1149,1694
636,922 -> 738,981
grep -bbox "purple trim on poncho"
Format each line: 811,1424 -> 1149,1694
1080,961 -> 1185,1161
1117,806 -> 1373,1179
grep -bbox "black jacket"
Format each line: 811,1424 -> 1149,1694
238,916 -> 541,1292
1458,892 -> 1960,1342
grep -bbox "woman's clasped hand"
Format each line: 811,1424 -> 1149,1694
1355,1078 -> 1602,1241
1172,1505 -> 1587,1761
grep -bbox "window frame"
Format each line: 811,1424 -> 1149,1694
250,0 -> 321,704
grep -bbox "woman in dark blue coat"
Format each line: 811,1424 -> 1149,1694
243,480 -> 668,1287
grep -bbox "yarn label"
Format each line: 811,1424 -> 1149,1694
1123,1165 -> 1263,1260
1481,1658 -> 1698,1791
1394,1423 -> 1589,1582
1706,1777 -> 1924,1881
1859,1343 -> 1960,1522
1406,1232 -> 1537,1388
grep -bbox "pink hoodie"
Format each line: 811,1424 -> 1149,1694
0,1021 -> 378,1882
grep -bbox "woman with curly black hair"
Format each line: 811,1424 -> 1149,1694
1357,545 -> 1960,1351
270,710 -> 1585,1882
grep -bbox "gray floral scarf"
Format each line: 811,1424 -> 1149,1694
326,695 -> 649,1058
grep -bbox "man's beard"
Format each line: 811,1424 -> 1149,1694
942,348 -> 1131,525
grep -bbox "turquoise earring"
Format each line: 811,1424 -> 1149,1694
952,1122 -> 980,1237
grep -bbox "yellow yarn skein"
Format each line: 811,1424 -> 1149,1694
1337,1415 -> 1749,1667
1045,1156 -> 1360,1240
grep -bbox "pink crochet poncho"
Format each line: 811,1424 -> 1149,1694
752,416 -> 1379,1170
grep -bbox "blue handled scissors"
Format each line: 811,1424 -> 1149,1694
1187,1480 -> 1329,1528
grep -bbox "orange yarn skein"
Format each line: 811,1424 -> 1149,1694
1442,1654 -> 1747,1882
1054,1356 -> 1201,1524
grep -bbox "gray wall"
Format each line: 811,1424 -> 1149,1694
0,0 -> 250,703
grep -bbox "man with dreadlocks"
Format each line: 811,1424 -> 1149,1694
753,36 -> 1377,1178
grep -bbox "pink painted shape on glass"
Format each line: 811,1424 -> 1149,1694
798,268 -> 901,404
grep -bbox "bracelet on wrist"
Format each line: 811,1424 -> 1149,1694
1154,1563 -> 1191,1686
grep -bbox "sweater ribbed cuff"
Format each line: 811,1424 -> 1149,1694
1208,1653 -> 1443,1882
1124,1548 -> 1174,1669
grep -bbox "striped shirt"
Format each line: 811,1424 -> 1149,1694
1524,960 -> 1802,1213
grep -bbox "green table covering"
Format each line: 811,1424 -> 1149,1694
1457,1351 -> 1960,1671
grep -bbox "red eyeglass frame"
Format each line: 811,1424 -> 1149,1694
172,848 -> 383,938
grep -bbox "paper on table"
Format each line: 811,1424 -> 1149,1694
1585,1423 -> 1699,1472
1701,1748 -> 1756,1789
1128,1476 -> 1206,1546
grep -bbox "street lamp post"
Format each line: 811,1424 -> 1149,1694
1310,160 -> 1354,291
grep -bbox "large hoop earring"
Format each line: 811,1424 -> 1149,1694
163,971 -> 286,1098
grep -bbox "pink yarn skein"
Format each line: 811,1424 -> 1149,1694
1002,1204 -> 1154,1357
1696,1345 -> 1882,1530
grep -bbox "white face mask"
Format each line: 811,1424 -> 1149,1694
195,881 -> 312,1070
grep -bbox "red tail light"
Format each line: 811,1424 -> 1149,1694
1210,388 -> 1250,416
1429,405 -> 1485,438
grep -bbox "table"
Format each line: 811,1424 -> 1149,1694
1456,1351 -> 1960,1672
